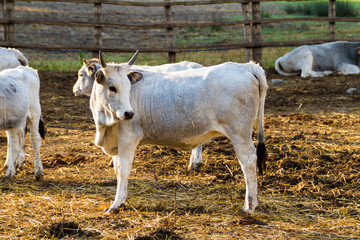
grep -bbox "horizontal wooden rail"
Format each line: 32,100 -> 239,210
12,0 -> 317,6
1,38 -> 358,53
1,17 -> 359,30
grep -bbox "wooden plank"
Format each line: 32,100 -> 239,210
242,2 -> 253,61
0,0 -> 4,41
1,38 -> 357,53
328,0 -> 336,41
164,0 -> 175,63
6,0 -> 15,43
94,1 -> 103,56
1,16 -> 357,30
252,1 -> 262,63
12,0 -> 318,6
0,16 -> 359,30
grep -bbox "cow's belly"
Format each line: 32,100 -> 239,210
139,129 -> 221,150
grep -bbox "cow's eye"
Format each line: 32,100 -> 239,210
109,86 -> 117,93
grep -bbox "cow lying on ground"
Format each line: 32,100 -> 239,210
73,58 -> 204,171
275,41 -> 360,77
90,51 -> 268,214
0,47 -> 28,71
0,66 -> 44,180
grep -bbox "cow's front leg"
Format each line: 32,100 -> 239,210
106,138 -> 138,214
188,145 -> 203,171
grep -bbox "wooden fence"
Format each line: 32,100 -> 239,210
0,0 -> 359,63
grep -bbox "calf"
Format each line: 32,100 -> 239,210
90,52 -> 268,214
275,41 -> 360,77
0,66 -> 44,180
0,47 -> 28,71
73,58 -> 204,171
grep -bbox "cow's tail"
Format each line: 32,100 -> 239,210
39,117 -> 45,139
274,57 -> 297,76
14,49 -> 29,66
250,63 -> 268,175
24,116 -> 45,139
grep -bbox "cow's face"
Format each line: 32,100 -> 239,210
356,47 -> 360,64
73,59 -> 100,96
90,51 -> 142,126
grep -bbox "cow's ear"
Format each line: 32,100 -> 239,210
95,70 -> 105,84
356,47 -> 360,55
127,71 -> 143,84
87,63 -> 97,77
83,59 -> 88,65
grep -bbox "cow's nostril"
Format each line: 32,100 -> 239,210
124,111 -> 134,120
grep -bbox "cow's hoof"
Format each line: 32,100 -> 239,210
109,159 -> 114,168
3,175 -> 13,183
105,203 -> 125,214
35,173 -> 44,181
192,162 -> 202,172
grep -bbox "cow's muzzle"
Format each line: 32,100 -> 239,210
115,109 -> 134,121
124,111 -> 134,120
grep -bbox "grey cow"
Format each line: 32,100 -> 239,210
275,41 -> 360,77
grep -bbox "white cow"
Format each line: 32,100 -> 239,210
0,47 -> 28,71
90,52 -> 268,214
0,66 -> 44,180
73,58 -> 204,171
275,41 -> 360,77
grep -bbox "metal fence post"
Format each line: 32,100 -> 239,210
328,0 -> 336,41
94,0 -> 103,57
164,0 -> 176,63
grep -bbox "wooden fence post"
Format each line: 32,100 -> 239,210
94,0 -> 103,57
242,1 -> 253,62
0,0 -> 5,41
252,1 -> 262,63
164,0 -> 176,63
328,0 -> 336,41
6,0 -> 15,44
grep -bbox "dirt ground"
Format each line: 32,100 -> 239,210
0,68 -> 359,239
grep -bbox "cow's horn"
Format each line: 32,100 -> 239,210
99,50 -> 107,68
127,50 -> 139,66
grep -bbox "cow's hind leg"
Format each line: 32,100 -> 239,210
4,128 -> 24,180
28,117 -> 43,181
3,131 -> 11,170
188,145 -> 203,171
229,135 -> 258,213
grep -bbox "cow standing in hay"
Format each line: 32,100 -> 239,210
73,58 -> 204,171
90,51 -> 268,214
0,66 -> 44,180
0,47 -> 28,71
275,41 -> 360,77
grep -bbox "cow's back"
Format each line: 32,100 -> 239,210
311,41 -> 360,70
